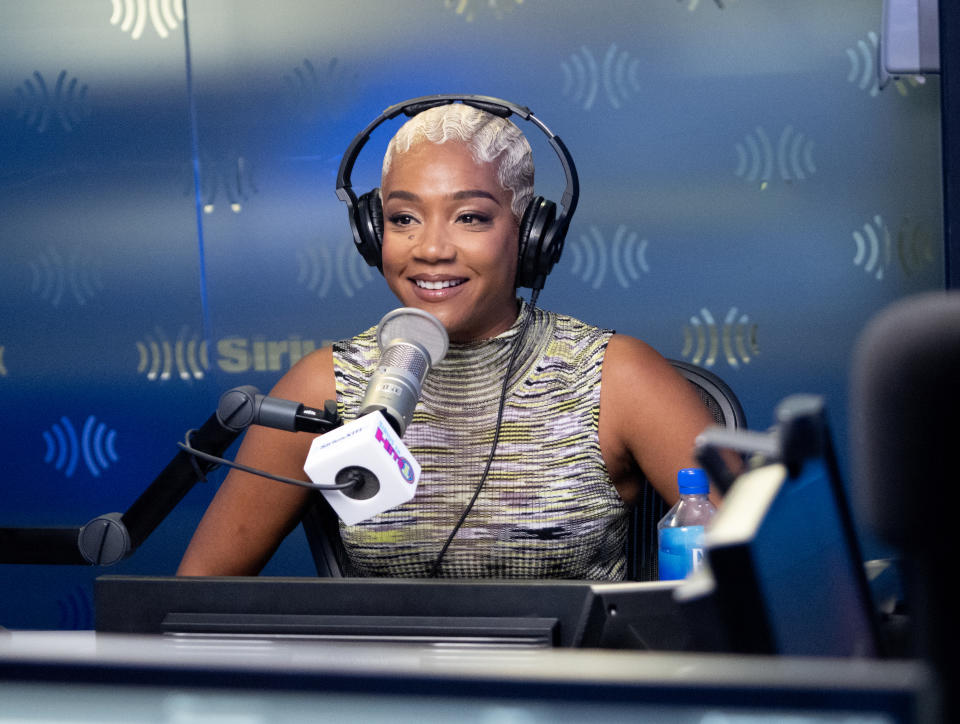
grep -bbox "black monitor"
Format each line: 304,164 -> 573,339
94,576 -> 695,651
702,452 -> 882,657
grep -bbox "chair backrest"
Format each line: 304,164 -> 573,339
303,359 -> 747,580
302,490 -> 346,577
625,359 -> 746,581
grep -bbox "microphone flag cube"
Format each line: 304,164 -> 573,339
303,410 -> 420,525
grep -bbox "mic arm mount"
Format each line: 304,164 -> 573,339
0,386 -> 341,566
694,394 -> 829,492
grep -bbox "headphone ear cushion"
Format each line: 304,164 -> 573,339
517,196 -> 556,288
355,190 -> 384,269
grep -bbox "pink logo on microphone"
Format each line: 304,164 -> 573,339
376,425 -> 415,483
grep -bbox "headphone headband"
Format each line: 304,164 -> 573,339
336,94 -> 579,290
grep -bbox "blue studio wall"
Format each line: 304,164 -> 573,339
0,1 -> 944,629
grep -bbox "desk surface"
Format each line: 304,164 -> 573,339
0,630 -> 933,723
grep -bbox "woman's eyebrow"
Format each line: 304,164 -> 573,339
449,189 -> 501,205
384,190 -> 420,202
384,189 -> 502,205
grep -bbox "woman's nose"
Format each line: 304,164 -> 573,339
414,222 -> 456,262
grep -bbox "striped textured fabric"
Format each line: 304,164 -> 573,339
332,302 -> 627,580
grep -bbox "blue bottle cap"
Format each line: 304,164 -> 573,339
677,467 -> 709,495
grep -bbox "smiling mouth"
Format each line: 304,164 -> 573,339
414,279 -> 466,290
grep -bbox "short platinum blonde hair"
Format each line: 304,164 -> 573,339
381,103 -> 534,220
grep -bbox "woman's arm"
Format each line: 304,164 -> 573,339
176,347 -> 337,576
598,334 -> 724,507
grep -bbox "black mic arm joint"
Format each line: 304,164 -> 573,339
217,386 -> 342,434
294,399 -> 342,434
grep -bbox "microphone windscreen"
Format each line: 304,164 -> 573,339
377,307 -> 448,366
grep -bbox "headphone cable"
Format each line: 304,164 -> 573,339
428,289 -> 540,578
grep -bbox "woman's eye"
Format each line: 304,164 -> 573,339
458,213 -> 491,225
389,214 -> 415,226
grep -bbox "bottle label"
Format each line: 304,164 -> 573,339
658,525 -> 705,581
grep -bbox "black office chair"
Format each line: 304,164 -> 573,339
302,489 -> 347,577
625,360 -> 746,581
302,359 -> 747,580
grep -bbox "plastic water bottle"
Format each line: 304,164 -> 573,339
658,468 -> 716,581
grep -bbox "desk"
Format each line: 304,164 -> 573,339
0,630 -> 933,723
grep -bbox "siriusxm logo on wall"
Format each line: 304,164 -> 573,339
136,327 -> 334,380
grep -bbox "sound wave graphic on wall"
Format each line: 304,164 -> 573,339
682,307 -> 758,369
42,415 -> 119,479
283,58 -> 341,95
897,217 -> 936,278
282,58 -> 358,121
0,346 -> 7,376
136,327 -> 208,382
443,0 -> 523,22
846,31 -> 880,97
28,247 -> 104,308
566,225 -> 649,290
15,70 -> 90,133
853,215 -> 891,281
57,586 -> 94,630
110,0 -> 183,40
561,44 -> 642,112
297,242 -> 375,298
734,126 -> 816,187
678,0 -> 733,11
196,155 -> 258,214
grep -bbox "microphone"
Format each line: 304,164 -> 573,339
303,308 -> 448,525
358,307 -> 450,434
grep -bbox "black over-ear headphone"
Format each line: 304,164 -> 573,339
335,94 -> 580,291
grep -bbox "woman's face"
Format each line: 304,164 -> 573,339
380,140 -> 520,343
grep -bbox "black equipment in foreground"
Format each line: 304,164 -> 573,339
692,395 -> 883,658
851,291 -> 960,723
95,576 -> 690,651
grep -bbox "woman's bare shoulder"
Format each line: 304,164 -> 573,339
269,346 -> 337,407
602,333 -> 683,385
599,333 -> 715,503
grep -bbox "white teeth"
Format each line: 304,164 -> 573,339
415,279 -> 464,290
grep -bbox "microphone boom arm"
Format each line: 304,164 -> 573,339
0,387 -> 341,566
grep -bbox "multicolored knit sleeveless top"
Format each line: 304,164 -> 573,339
331,303 -> 626,580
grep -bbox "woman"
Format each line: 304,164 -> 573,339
177,101 -> 717,579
